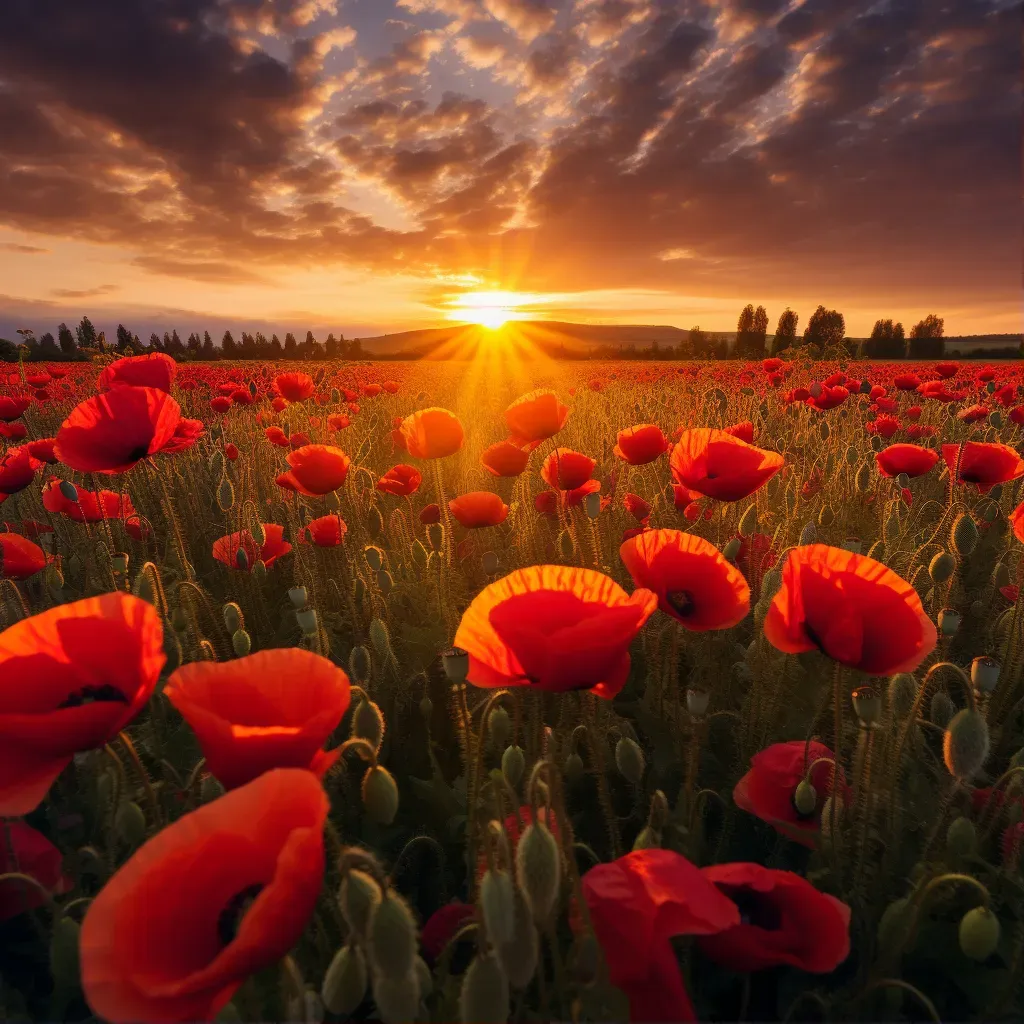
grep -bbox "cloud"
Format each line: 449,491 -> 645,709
131,256 -> 270,284
51,284 -> 119,299
1,242 -> 49,254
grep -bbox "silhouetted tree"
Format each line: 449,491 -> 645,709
284,332 -> 297,359
222,330 -> 236,358
116,324 -> 133,353
270,334 -> 283,358
908,314 -> 945,358
39,332 -> 60,359
771,308 -> 798,354
803,305 -> 845,349
325,333 -> 338,359
201,332 -> 216,360
187,332 -> 202,357
58,322 -> 77,355
75,316 -> 96,350
148,332 -> 162,351
865,319 -> 906,358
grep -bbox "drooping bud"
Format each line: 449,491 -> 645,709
321,945 -> 367,1016
951,513 -> 978,557
876,897 -> 914,958
376,568 -> 394,598
958,905 -> 999,961
930,690 -> 955,728
946,816 -> 977,858
888,673 -> 917,718
501,745 -> 525,788
799,521 -> 817,545
943,709 -> 990,780
722,537 -> 742,562
366,506 -> 384,539
515,821 -> 561,924
614,737 -> 645,784
737,504 -> 758,538
251,520 -> 266,547
496,884 -> 539,988
200,775 -> 224,802
372,970 -> 421,1024
217,475 -> 235,511
855,463 -> 872,493
364,545 -> 383,571
351,699 -> 385,752
50,915 -> 81,990
459,953 -> 510,1024
361,765 -> 399,825
231,628 -> 251,658
349,645 -> 371,683
114,800 -> 146,847
369,890 -> 418,980
480,868 -> 516,945
338,869 -> 381,940
369,618 -> 391,660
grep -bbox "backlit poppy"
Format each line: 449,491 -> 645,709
275,372 -> 315,403
1011,501 -> 1023,543
620,529 -> 749,631
0,395 -> 31,421
876,443 -> 939,479
383,381 -> 399,394
288,431 -> 311,449
723,421 -> 755,444
614,424 -> 671,465
420,502 -> 441,525
623,493 -> 651,523
807,385 -> 849,411
541,448 -> 596,491
565,479 -> 603,508
894,373 -> 921,391
265,426 -> 289,447
697,863 -> 851,973
504,390 -> 569,444
1009,406 -> 1024,426
942,442 -> 1024,493
80,769 -> 327,1024
328,412 -> 350,431
764,544 -> 936,674
98,353 -> 177,393
162,418 -> 205,455
453,565 -> 657,699
300,515 -> 347,547
0,447 -> 41,494
0,593 -> 164,814
362,383 -> 381,397
583,849 -> 740,1023
762,358 -> 783,373
224,443 -> 238,461
906,405 -> 923,421
55,387 -> 182,474
449,491 -> 509,529
42,478 -> 135,524
481,440 -> 530,477
212,524 -> 291,571
0,533 -> 48,579
958,404 -> 990,424
0,820 -> 73,921
165,650 -> 350,790
935,361 -> 959,378
271,396 -> 288,413
867,414 -> 900,439
0,422 -> 28,441
400,408 -> 464,460
25,437 -> 58,463
275,445 -> 350,496
671,429 -> 783,502
377,463 -> 422,496
733,740 -> 844,847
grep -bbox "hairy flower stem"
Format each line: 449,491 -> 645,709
830,661 -> 845,893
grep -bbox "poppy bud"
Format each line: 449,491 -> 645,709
947,815 -> 977,858
929,690 -> 954,727
981,501 -> 998,524
362,765 -> 399,825
686,688 -> 710,718
372,969 -> 421,1024
114,800 -> 146,847
584,491 -> 602,519
288,586 -> 308,609
929,551 -> 955,583
851,685 -> 881,727
737,504 -> 758,538
222,602 -> 243,634
614,737 -> 645,784
234,547 -> 249,571
364,546 -> 383,571
501,744 -> 525,787
496,884 -> 539,988
369,890 -> 418,980
231,628 -> 251,658
482,550 -> 499,574
459,952 -> 510,1024
959,905 -> 999,961
50,915 -> 81,990
353,574 -> 365,602
557,529 -> 575,560
722,537 -> 742,562
217,475 -> 235,511
339,869 -> 382,939
370,618 -> 391,660
367,506 -> 384,539
210,450 -> 225,476
200,775 -> 224,802
376,568 -> 394,597
488,705 -> 512,748
819,420 -> 830,440
888,673 -> 917,718
515,821 -> 561,924
951,513 -> 978,557
296,607 -> 319,636
971,656 -> 1000,694
442,646 -> 469,684
427,523 -> 444,551
632,825 -> 660,851
251,521 -> 266,547
896,472 -> 910,489
943,709 -> 990,780
761,568 -> 782,600
564,751 -> 584,783
59,480 -> 79,502
480,868 -> 516,944
349,645 -> 371,683
938,607 -> 961,635
351,698 -> 385,752
411,540 -> 428,567
47,563 -> 66,591
793,779 -> 817,817
799,521 -> 817,545
253,557 -> 268,580
870,435 -> 883,453
855,463 -> 871,493
990,483 -> 1004,500
844,446 -> 858,466
818,505 -> 834,527
876,897 -> 914,957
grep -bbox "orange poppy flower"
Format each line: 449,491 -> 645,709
453,566 -> 657,699
80,769 -> 327,1024
212,524 -> 291,571
614,424 -> 670,465
400,408 -> 464,460
481,440 -> 530,477
55,387 -> 182,474
0,533 -> 49,579
671,428 -> 783,502
0,447 -> 41,495
723,421 -> 755,444
162,418 -> 205,455
328,412 -> 350,431
0,395 -> 31,421
875,444 -> 939,479
98,352 -> 177,393
275,372 -> 315,403
764,544 -> 937,674
541,448 -> 596,491
504,390 -> 569,444
623,493 -> 651,523
942,442 -> 1024,493
377,463 -> 422,496
300,515 -> 347,547
620,529 -> 750,631
449,491 -> 509,529
1011,501 -> 1023,543
165,650 -> 351,790
42,478 -> 134,524
275,445 -> 351,496
0,593 -> 164,815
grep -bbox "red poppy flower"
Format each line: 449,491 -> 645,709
917,380 -> 958,402
0,447 -> 41,494
764,544 -> 936,674
0,820 -> 73,921
212,524 -> 291,571
420,502 -> 441,525
0,593 -> 164,814
541,448 -> 596,491
421,902 -> 475,965
942,442 -> 1024,492
762,358 -> 783,373
449,491 -> 509,529
1009,406 -> 1024,426
957,403 -> 990,424
993,384 -> 1016,408
505,390 -> 569,444
1011,501 -> 1023,543
99,353 -> 177,393
623,493 -> 651,522
271,396 -> 287,413
162,418 -> 205,455
230,388 -> 253,407
733,740 -> 844,847
905,423 -> 937,440
300,515 -> 347,547
400,408 -> 464,459
377,463 -> 422,497
1000,584 -> 1019,604
535,490 -> 559,518
935,361 -> 959,378
453,566 -> 656,699
56,387 -> 182,474
671,429 -> 783,502
382,380 -> 399,394
723,421 -> 754,444
0,422 -> 28,441
614,424 -> 671,465
80,768 -> 327,1024
275,445 -> 351,496
868,414 -> 901,439
905,405 -> 923,421
807,385 -> 849,411
165,650 -> 351,790
583,849 -> 740,1023
481,440 -> 531,477
288,431 -> 311,449
275,372 -> 315,403
565,479 -> 603,509
265,426 -> 289,447
876,443 -> 939,478
42,478 -> 134,524
328,412 -> 350,431
976,366 -> 996,382
697,863 -> 851,973
224,443 -> 239,461
894,373 -> 921,391
25,437 -> 58,463
362,383 -> 381,397
0,532 -> 50,579
0,395 -> 31,421
875,397 -> 899,414
620,529 -> 749,631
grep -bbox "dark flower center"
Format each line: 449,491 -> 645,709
217,883 -> 265,947
126,444 -> 151,462
667,590 -> 695,616
720,885 -> 783,931
57,684 -> 129,709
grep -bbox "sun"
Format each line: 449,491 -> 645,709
446,290 -> 527,329
475,306 -> 510,330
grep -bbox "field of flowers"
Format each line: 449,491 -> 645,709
1,351 -> 1024,1024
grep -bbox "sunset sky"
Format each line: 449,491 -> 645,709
0,0 -> 1017,341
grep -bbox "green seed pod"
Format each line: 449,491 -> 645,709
819,420 -> 830,441
349,645 -> 371,683
951,513 -> 978,557
372,969 -> 421,1024
501,745 -> 525,788
296,607 -> 318,636
929,690 -> 955,728
870,434 -> 883,453
818,505 -> 834,527
557,529 -> 575,560
929,551 -> 955,583
943,709 -> 990,780
251,520 -> 266,547
322,945 -> 367,1016
252,558 -> 267,580
369,618 -> 391,659
364,546 -> 383,571
584,491 -> 601,519
351,699 -> 385,752
209,450 -> 225,477
50,915 -> 81,990
222,602 -> 243,633
959,905 -> 999,961
845,445 -> 859,466
632,825 -> 661,851
855,462 -> 872,493
201,775 -> 225,802
217,475 -> 235,511
369,890 -> 418,980
799,521 -> 817,545
366,506 -> 384,539
896,472 -> 910,489
427,522 -> 444,551
888,673 -> 917,718
114,801 -> 146,847
288,586 -> 308,609
234,547 -> 249,571
876,897 -> 914,958
793,779 -> 817,816
514,822 -> 561,924
459,953 -> 510,1024
339,869 -> 381,940
496,885 -> 539,988
412,539 -> 428,567
480,869 -> 516,945
722,537 -> 742,562
947,816 -> 977,858
614,737 -> 645,784
59,479 -> 79,502
737,504 -> 758,538
376,568 -> 394,597
231,628 -> 251,658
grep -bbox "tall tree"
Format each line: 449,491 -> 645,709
325,332 -> 338,360
58,322 -> 77,355
270,334 -> 283,358
75,316 -> 96,350
222,330 -> 236,358
866,319 -> 906,359
803,305 -> 845,349
39,332 -> 60,358
771,308 -> 798,354
115,323 -> 133,352
187,332 -> 201,357
148,332 -> 162,351
284,332 -> 297,359
908,313 -> 944,358
201,332 -> 216,360
688,326 -> 706,356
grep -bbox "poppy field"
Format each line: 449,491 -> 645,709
2,351 -> 1024,1024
